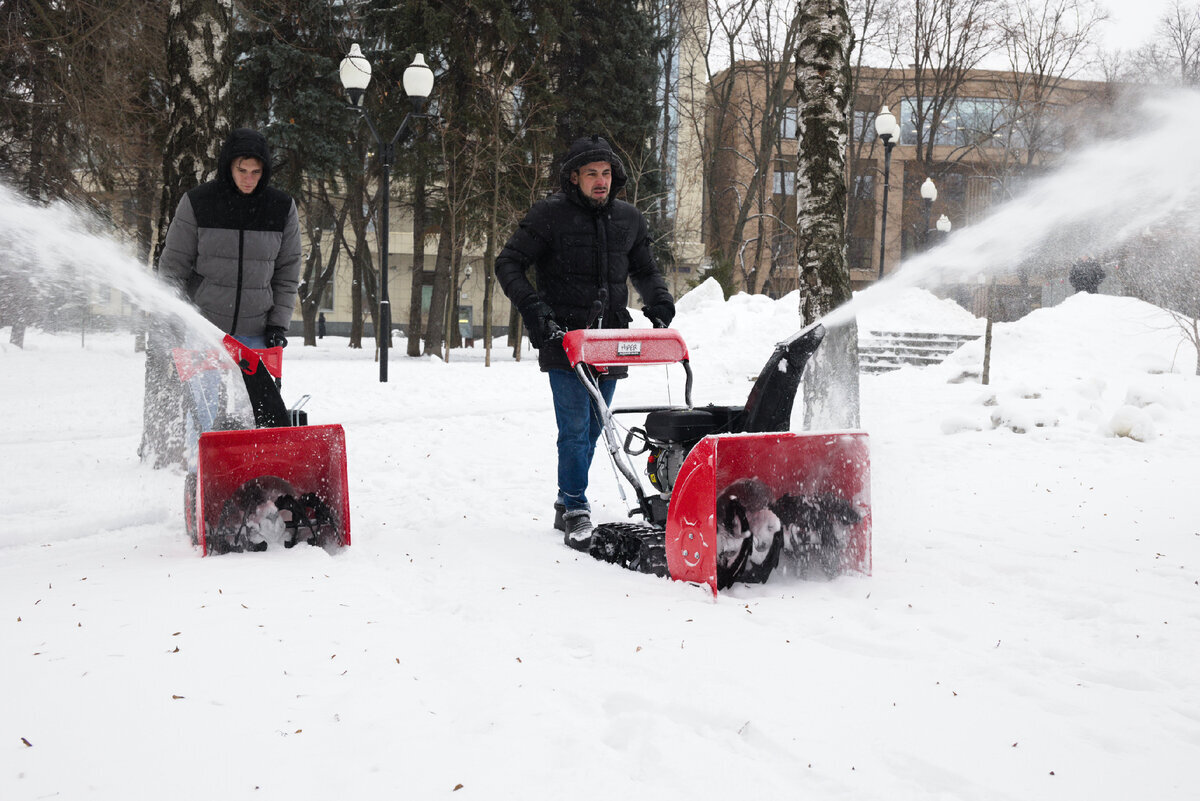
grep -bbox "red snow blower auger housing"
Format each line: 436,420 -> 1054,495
561,324 -> 870,596
173,336 -> 350,556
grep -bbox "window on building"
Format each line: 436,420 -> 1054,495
853,108 -> 877,144
780,106 -> 798,139
900,97 -> 1009,149
847,235 -> 874,272
773,168 -> 795,195
853,96 -> 881,144
1010,103 -> 1066,153
852,173 -> 875,201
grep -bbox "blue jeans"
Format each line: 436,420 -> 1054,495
548,368 -> 617,513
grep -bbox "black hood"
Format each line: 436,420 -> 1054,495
558,135 -> 628,198
217,128 -> 272,194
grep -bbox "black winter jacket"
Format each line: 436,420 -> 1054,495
159,128 -> 301,337
495,138 -> 673,372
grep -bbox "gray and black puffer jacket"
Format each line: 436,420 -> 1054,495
159,128 -> 301,337
495,135 -> 674,372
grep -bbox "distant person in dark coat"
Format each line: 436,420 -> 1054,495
318,312 -> 327,339
1069,257 -> 1105,294
495,135 -> 675,551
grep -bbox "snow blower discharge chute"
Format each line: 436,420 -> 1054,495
173,336 -> 350,556
561,324 -> 870,596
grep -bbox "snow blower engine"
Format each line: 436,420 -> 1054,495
173,336 -> 350,556
561,324 -> 870,595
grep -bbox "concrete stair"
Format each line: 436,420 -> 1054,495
859,330 -> 981,374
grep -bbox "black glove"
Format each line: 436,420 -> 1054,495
519,301 -> 558,348
642,301 -> 675,328
265,326 -> 288,348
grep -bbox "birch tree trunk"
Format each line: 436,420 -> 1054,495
140,0 -> 232,467
795,0 -> 861,429
155,0 -> 232,257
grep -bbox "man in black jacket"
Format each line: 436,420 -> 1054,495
496,135 -> 675,550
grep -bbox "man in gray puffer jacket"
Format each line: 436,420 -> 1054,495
159,128 -> 301,349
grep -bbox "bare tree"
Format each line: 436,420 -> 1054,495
1129,0 -> 1200,86
296,179 -> 348,346
888,0 -> 1005,164
1118,226 -> 1200,374
338,165 -> 380,350
677,0 -> 806,292
999,0 -> 1107,168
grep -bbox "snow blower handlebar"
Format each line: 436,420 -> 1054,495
562,328 -> 696,522
561,328 -> 694,408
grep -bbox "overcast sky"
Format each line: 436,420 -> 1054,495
1100,0 -> 1170,51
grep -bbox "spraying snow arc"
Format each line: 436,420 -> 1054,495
824,89 -> 1200,330
0,183 -> 213,340
0,181 -> 255,431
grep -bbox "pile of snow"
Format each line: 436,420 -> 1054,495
856,286 -> 984,334
919,293 -> 1198,440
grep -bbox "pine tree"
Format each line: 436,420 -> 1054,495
548,0 -> 662,199
230,0 -> 361,345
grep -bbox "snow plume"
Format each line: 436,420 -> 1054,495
824,88 -> 1200,329
0,181 -> 220,347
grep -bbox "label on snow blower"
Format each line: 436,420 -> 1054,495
617,341 -> 642,356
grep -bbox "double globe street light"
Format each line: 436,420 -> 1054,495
339,44 -> 435,383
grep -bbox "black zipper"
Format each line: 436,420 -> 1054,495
231,228 -> 245,334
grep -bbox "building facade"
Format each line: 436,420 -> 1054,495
695,64 -> 1110,318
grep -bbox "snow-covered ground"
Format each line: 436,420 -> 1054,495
3,284 -> 1198,800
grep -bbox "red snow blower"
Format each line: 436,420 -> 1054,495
173,336 -> 350,556
562,324 -> 870,595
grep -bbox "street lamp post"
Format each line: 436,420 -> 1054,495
874,105 -> 902,280
339,43 -> 434,383
920,177 -> 937,250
